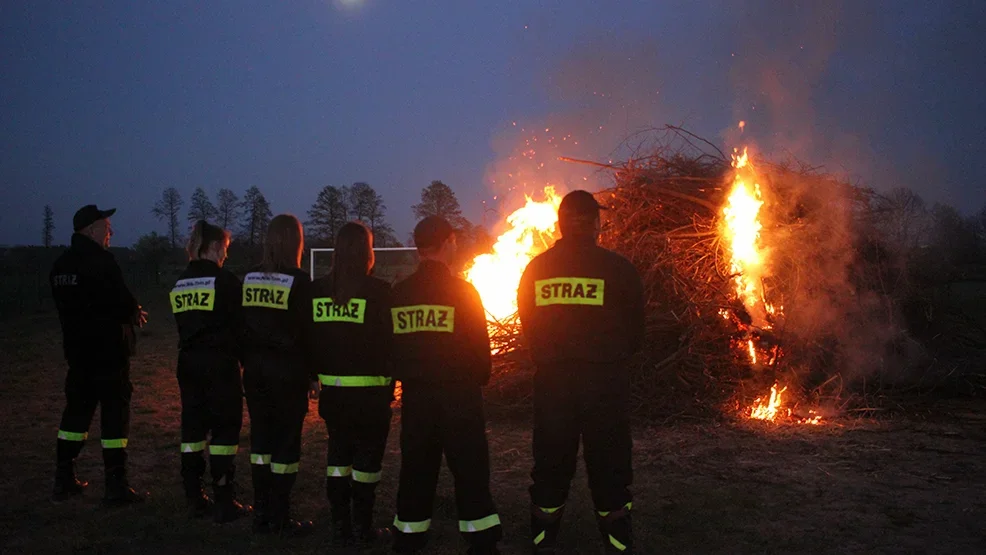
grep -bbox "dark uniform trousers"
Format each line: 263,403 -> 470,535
56,362 -> 132,480
242,352 -> 309,526
320,386 -> 392,529
177,350 -> 243,496
530,363 -> 633,552
394,383 -> 502,552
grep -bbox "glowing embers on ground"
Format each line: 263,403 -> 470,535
464,186 -> 564,323
747,383 -> 823,425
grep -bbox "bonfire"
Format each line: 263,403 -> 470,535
467,125 -> 873,423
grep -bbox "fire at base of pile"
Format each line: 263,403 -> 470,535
480,127 -> 906,424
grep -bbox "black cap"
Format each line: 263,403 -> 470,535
73,204 -> 116,232
413,215 -> 456,250
558,190 -> 605,221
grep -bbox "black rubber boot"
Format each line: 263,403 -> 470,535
251,464 -> 272,533
212,481 -> 253,524
530,504 -> 564,554
327,476 -> 353,547
103,468 -> 148,506
597,508 -> 633,554
52,461 -> 88,502
268,473 -> 313,538
352,481 -> 391,548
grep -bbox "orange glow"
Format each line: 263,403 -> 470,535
465,187 -> 564,322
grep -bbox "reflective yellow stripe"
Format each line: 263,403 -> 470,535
393,517 -> 431,533
181,441 -> 206,453
352,469 -> 381,484
326,465 -> 352,477
57,430 -> 88,442
536,505 -> 563,514
597,502 -> 632,517
209,444 -> 238,455
318,374 -> 392,387
251,453 -> 271,465
313,297 -> 367,323
459,514 -> 501,533
534,277 -> 605,306
391,305 -> 455,334
101,438 -> 128,449
271,462 -> 299,474
609,535 -> 627,551
534,531 -> 546,545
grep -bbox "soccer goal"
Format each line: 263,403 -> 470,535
309,247 -> 419,284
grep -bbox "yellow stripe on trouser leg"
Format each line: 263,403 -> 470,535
57,430 -> 88,441
271,462 -> 299,474
209,444 -> 238,455
459,514 -> 501,533
181,441 -> 206,453
393,517 -> 431,533
250,453 -> 271,465
597,501 -> 632,517
609,535 -> 628,551
352,469 -> 381,483
101,438 -> 128,448
326,465 -> 352,477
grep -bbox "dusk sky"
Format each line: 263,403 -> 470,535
2,0 -> 984,247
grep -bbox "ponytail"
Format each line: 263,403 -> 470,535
186,219 -> 231,261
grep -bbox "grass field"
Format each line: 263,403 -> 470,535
2,294 -> 986,554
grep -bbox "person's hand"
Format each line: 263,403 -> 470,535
308,380 -> 320,400
134,306 -> 148,327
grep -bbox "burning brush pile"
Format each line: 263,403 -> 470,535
469,126 -> 894,424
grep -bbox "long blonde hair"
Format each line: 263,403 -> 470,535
261,214 -> 304,272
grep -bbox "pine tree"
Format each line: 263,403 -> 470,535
412,180 -> 470,229
239,186 -> 273,247
187,187 -> 217,223
42,205 -> 55,247
151,187 -> 184,248
215,188 -> 240,231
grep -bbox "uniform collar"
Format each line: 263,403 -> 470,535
71,233 -> 104,253
555,235 -> 597,248
190,259 -> 220,270
417,259 -> 451,276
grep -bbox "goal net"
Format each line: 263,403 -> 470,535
309,247 -> 419,284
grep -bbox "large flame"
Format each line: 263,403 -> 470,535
722,148 -> 771,329
465,187 -> 564,322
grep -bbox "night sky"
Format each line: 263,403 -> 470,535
2,0 -> 984,247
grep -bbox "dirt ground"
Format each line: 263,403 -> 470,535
2,302 -> 985,554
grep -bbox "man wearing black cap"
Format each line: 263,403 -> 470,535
389,215 -> 502,555
518,190 -> 645,554
49,204 -> 148,505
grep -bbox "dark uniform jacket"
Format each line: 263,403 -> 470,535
518,236 -> 645,365
390,260 -> 491,387
170,259 -> 243,360
309,272 -> 393,383
50,233 -> 139,369
240,265 -> 316,382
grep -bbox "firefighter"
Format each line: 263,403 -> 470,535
50,204 -> 148,505
310,221 -> 395,548
241,214 -> 318,536
170,220 -> 252,522
517,190 -> 645,554
390,215 -> 502,555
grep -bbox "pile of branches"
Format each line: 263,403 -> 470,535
486,126 -> 905,419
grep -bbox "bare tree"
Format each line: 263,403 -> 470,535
152,187 -> 184,248
412,180 -> 470,229
42,205 -> 54,247
347,182 -> 397,244
215,188 -> 240,231
870,187 -> 929,252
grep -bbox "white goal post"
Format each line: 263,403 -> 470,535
309,247 -> 418,280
